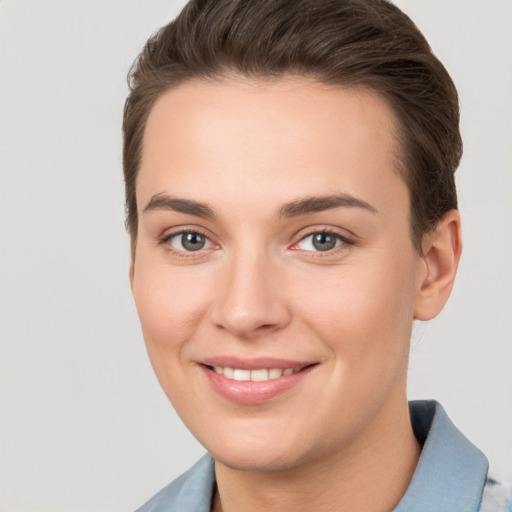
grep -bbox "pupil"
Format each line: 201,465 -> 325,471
312,233 -> 336,251
182,233 -> 205,251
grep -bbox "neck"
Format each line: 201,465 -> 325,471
212,396 -> 421,512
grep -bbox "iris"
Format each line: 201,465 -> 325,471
181,232 -> 206,251
312,233 -> 337,251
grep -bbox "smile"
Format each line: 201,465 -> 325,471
199,359 -> 317,405
211,366 -> 296,381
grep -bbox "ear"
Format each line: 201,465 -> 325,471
414,209 -> 462,321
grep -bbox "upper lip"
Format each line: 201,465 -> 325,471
199,356 -> 316,371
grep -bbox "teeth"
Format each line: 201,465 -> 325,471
223,367 -> 234,379
212,366 -> 297,381
233,369 -> 251,381
268,368 -> 283,379
250,369 -> 269,381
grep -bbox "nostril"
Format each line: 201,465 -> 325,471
259,324 -> 278,330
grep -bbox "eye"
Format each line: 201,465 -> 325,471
167,231 -> 213,252
296,231 -> 346,252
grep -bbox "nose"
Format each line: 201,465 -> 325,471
211,249 -> 291,340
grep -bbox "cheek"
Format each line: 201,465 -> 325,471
131,258 -> 211,362
131,261 -> 215,413
296,257 -> 417,367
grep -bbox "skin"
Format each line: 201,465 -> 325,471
130,77 -> 462,512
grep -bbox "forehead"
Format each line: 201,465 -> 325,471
138,77 -> 406,217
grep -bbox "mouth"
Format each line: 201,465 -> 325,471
198,359 -> 318,404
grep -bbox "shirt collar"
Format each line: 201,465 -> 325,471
394,400 -> 488,512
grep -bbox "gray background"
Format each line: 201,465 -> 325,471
0,1 -> 510,510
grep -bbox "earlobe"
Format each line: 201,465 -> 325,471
413,210 -> 462,321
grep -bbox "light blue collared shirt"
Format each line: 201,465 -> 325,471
136,400 -> 511,512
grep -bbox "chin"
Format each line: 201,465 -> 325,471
195,422 -> 318,473
211,445 -> 307,473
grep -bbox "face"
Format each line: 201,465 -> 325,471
131,77 -> 427,472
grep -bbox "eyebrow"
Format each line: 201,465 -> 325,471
143,194 -> 216,219
142,192 -> 377,220
278,194 -> 378,217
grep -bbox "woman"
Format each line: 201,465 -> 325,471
123,1 -> 511,510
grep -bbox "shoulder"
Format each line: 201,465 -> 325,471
480,474 -> 512,512
135,454 -> 216,512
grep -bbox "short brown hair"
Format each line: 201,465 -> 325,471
123,0 -> 461,257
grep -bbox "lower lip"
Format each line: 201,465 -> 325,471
200,365 -> 315,405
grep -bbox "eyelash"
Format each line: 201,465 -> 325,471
158,228 -> 354,257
